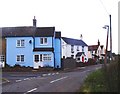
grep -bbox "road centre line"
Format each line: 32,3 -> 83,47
16,80 -> 22,82
24,88 -> 37,94
24,78 -> 30,80
50,76 -> 68,84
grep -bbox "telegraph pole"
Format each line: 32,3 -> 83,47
109,15 -> 112,60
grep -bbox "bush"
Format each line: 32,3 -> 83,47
102,61 -> 118,92
13,64 -> 22,68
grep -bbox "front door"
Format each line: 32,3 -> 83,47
34,54 -> 43,69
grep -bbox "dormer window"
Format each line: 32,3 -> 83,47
16,40 -> 25,47
40,38 -> 47,45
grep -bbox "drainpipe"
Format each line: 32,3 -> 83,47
52,36 -> 55,69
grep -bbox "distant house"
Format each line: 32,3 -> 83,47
1,17 -> 61,69
88,40 -> 105,60
61,37 -> 88,63
0,28 -> 6,68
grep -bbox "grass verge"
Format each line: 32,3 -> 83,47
80,60 -> 118,93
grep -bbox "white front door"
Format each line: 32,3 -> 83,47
34,54 -> 44,69
39,54 -> 43,67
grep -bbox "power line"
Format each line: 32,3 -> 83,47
99,0 -> 109,15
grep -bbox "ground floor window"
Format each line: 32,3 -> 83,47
34,54 -> 52,62
0,55 -> 5,62
16,55 -> 25,62
43,54 -> 51,61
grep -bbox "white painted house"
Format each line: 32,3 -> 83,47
88,40 -> 105,60
61,37 -> 88,63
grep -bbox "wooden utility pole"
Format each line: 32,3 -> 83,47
109,15 -> 112,60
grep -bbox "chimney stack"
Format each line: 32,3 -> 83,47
33,16 -> 37,27
80,34 -> 83,40
98,39 -> 100,46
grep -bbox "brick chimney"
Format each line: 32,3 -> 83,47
33,16 -> 37,27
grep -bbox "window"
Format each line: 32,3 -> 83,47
16,40 -> 25,47
34,54 -> 51,62
16,55 -> 25,62
71,45 -> 74,53
40,38 -> 47,45
77,46 -> 79,51
0,55 -> 5,62
34,55 -> 39,62
43,54 -> 51,61
82,46 -> 84,52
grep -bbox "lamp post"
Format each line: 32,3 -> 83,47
103,25 -> 109,67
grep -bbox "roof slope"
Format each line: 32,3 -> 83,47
62,37 -> 88,46
88,45 -> 99,51
1,26 -> 55,37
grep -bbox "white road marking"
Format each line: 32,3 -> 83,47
48,73 -> 51,76
42,74 -> 47,76
24,78 -> 30,81
56,72 -> 59,74
81,67 -> 86,69
52,73 -> 55,75
16,80 -> 22,82
50,76 -> 68,84
24,88 -> 37,94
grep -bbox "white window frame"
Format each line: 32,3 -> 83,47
16,39 -> 25,47
0,55 -> 5,62
34,54 -> 40,62
34,54 -> 52,62
16,55 -> 25,62
40,38 -> 48,45
43,54 -> 52,61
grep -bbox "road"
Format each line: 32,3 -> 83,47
2,64 -> 102,93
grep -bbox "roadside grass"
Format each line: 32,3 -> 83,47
80,69 -> 107,92
80,59 -> 118,93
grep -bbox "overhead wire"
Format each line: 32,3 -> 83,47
99,0 -> 110,15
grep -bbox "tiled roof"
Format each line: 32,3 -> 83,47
1,26 -> 55,37
62,37 -> 88,46
88,45 -> 99,51
88,45 -> 104,51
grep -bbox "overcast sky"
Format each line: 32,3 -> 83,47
0,0 -> 119,54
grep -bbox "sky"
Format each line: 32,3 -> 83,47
0,0 -> 119,54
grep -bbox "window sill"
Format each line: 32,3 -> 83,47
16,46 -> 25,48
40,44 -> 48,46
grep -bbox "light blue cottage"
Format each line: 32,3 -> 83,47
4,18 -> 61,69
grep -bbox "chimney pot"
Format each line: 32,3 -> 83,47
33,16 -> 37,27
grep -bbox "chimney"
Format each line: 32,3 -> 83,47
98,39 -> 100,46
33,16 -> 37,27
80,34 -> 83,40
